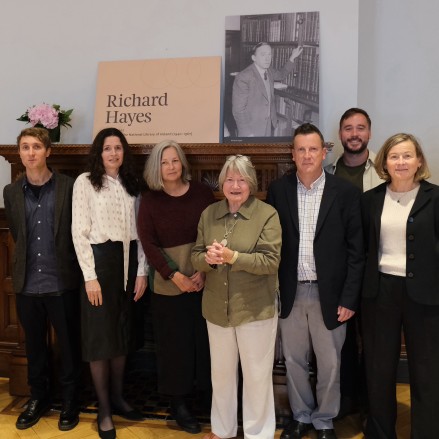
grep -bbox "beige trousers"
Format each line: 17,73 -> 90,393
206,314 -> 278,439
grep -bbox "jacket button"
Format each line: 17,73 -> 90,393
407,272 -> 414,278
408,253 -> 415,260
408,217 -> 414,223
408,234 -> 415,241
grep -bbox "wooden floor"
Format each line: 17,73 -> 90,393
0,378 -> 411,439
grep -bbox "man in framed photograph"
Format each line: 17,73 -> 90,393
232,43 -> 302,138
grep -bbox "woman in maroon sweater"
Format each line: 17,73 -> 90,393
138,140 -> 215,434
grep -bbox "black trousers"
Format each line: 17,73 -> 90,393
340,315 -> 360,399
340,313 -> 368,408
151,292 -> 211,396
15,291 -> 81,401
362,273 -> 439,439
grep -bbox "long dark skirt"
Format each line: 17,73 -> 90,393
81,240 -> 138,362
151,291 -> 211,396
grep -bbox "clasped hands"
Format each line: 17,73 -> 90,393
170,271 -> 205,293
205,239 -> 235,265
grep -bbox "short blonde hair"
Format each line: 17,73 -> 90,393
375,133 -> 430,182
143,140 -> 191,190
218,155 -> 258,195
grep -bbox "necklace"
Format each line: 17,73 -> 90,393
396,193 -> 409,203
221,214 -> 239,247
388,185 -> 419,205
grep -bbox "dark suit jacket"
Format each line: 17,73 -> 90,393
232,61 -> 294,137
3,172 -> 81,294
266,172 -> 364,329
361,180 -> 439,305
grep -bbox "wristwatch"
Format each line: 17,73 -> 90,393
168,271 -> 177,280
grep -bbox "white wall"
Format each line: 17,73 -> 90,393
358,0 -> 439,183
0,0 -> 360,206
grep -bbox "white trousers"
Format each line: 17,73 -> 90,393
207,314 -> 278,439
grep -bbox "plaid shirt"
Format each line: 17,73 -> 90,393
296,171 -> 325,281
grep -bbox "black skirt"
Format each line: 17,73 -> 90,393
81,240 -> 138,362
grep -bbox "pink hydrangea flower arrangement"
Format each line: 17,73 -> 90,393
27,103 -> 59,129
17,103 -> 73,129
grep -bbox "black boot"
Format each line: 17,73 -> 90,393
170,397 -> 201,434
58,399 -> 80,431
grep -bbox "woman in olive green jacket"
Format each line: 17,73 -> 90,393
192,155 -> 281,439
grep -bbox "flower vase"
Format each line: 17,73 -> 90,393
34,124 -> 61,143
48,126 -> 61,143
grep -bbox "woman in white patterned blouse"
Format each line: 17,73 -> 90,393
72,128 -> 147,439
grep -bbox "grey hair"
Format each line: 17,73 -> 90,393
218,155 -> 257,195
143,140 -> 191,190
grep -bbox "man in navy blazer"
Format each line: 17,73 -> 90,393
266,123 -> 364,439
232,42 -> 302,137
3,128 -> 82,431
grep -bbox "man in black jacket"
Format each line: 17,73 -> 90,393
3,127 -> 82,431
267,123 -> 364,439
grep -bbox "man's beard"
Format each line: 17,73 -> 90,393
342,138 -> 368,155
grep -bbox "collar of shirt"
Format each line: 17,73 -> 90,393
333,151 -> 375,172
215,196 -> 256,220
364,157 -> 374,170
254,64 -> 268,80
103,174 -> 123,190
296,169 -> 325,193
22,171 -> 56,192
104,173 -> 120,183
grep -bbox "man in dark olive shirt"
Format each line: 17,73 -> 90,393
325,108 -> 381,420
3,127 -> 82,431
325,107 -> 381,191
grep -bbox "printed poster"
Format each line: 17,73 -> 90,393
93,56 -> 221,144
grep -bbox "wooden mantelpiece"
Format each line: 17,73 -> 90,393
0,143 -> 295,196
0,143 -> 294,395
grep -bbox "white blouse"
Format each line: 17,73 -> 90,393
379,185 -> 419,276
72,172 -> 147,287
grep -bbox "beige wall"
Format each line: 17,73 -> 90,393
356,0 -> 439,184
0,0 -> 360,205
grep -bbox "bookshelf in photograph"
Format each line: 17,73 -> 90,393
240,12 -> 320,136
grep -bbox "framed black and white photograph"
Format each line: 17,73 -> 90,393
223,12 -> 320,143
